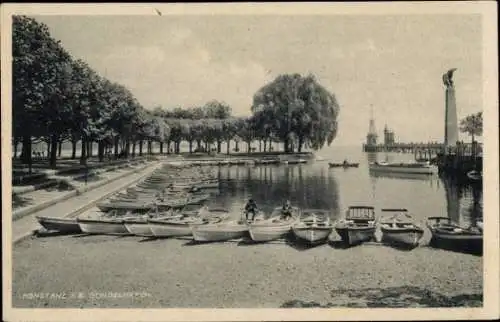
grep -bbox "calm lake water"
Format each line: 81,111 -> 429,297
204,146 -> 483,227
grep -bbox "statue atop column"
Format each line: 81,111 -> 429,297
443,68 -> 458,149
442,68 -> 457,88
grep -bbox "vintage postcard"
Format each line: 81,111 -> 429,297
2,2 -> 498,321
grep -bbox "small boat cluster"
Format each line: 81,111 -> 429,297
35,163 -> 483,253
168,157 -> 308,167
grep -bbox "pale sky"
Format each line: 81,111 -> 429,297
35,14 -> 482,146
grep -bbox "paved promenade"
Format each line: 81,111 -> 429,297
11,161 -> 162,244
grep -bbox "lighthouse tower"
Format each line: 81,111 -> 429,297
366,105 -> 378,147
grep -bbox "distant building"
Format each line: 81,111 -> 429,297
384,124 -> 395,145
366,107 -> 378,146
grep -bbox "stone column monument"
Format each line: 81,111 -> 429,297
443,68 -> 459,148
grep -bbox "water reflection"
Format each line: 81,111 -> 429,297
214,164 -> 340,220
209,149 -> 482,230
441,174 -> 483,227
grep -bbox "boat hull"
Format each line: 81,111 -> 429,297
96,202 -> 152,212
427,225 -> 483,253
148,221 -> 193,238
249,224 -> 292,242
292,227 -> 332,244
335,226 -> 375,245
36,216 -> 82,234
77,219 -> 131,235
381,227 -> 424,247
191,224 -> 248,242
124,222 -> 154,237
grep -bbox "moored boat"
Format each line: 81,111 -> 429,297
96,200 -> 154,213
191,219 -> 249,242
335,206 -> 376,246
35,216 -> 82,234
76,211 -> 131,235
148,216 -> 204,238
123,211 -> 183,237
292,210 -> 333,244
369,161 -> 438,174
149,208 -> 230,238
426,216 -> 482,252
190,209 -> 249,242
379,209 -> 424,248
248,207 -> 300,242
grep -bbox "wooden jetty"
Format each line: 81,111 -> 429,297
363,141 -> 482,176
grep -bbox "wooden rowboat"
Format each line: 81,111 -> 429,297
248,207 -> 299,242
292,210 -> 333,244
76,211 -> 131,235
427,216 -> 482,253
335,206 -> 376,246
36,216 -> 82,234
379,209 -> 424,248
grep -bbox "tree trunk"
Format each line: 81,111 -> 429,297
58,140 -> 63,157
46,140 -> 51,159
114,137 -> 119,158
86,141 -> 92,158
80,136 -> 87,165
160,142 -> 164,154
217,140 -> 222,154
132,141 -> 136,157
98,141 -> 104,162
196,139 -> 201,150
139,140 -> 143,156
125,140 -> 130,158
259,140 -> 262,152
247,141 -> 251,154
50,134 -> 58,168
189,140 -> 193,154
166,141 -> 171,154
175,141 -> 180,154
298,136 -> 303,153
71,140 -> 77,159
21,134 -> 32,169
226,140 -> 230,155
263,139 -> 267,153
284,137 -> 290,153
268,140 -> 272,152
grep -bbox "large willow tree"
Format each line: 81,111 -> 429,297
251,73 -> 340,153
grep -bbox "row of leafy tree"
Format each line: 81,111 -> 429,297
13,16 -> 340,169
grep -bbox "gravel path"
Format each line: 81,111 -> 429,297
12,234 -> 482,308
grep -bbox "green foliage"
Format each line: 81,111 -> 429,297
459,112 -> 482,142
252,73 -> 340,152
13,17 -> 340,161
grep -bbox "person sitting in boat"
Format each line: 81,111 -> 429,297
244,199 -> 258,221
281,200 -> 293,219
343,159 -> 348,166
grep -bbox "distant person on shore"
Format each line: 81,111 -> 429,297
244,199 -> 258,221
281,200 -> 293,220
